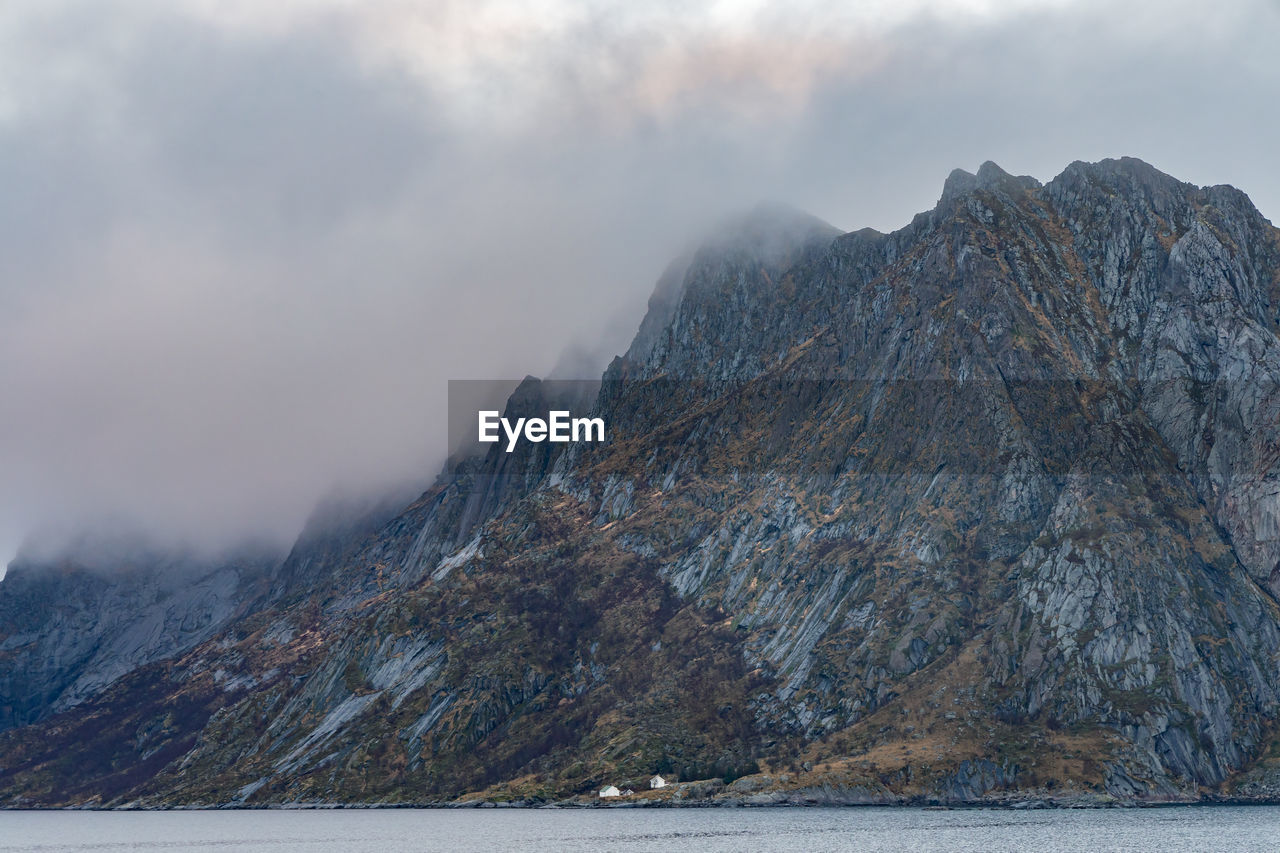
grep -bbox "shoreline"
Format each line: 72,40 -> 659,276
9,795 -> 1280,812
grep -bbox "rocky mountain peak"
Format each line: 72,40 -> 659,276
939,160 -> 1042,207
617,203 -> 841,380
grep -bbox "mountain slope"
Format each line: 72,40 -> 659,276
3,157 -> 1280,806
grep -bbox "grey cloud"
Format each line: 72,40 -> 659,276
116,20 -> 437,241
1,0 -> 1278,566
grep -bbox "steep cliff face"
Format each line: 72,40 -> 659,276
3,157 -> 1280,806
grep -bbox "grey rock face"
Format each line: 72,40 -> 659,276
940,758 -> 1018,801
0,553 -> 272,731
574,156 -> 1280,791
1041,158 -> 1280,594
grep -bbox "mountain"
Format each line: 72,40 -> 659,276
4,157 -> 1280,807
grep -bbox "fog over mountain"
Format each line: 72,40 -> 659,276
1,0 -> 1278,565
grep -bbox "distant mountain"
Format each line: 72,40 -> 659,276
0,550 -> 275,732
5,158 -> 1280,806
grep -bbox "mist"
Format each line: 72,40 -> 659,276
2,0 -> 1278,567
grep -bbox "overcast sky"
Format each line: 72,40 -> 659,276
1,0 -> 1278,566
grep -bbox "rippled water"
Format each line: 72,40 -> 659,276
3,806 -> 1280,852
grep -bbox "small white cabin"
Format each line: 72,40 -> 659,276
599,785 -> 621,798
649,775 -> 667,789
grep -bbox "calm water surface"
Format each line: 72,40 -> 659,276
2,806 -> 1279,852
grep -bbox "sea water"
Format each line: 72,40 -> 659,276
2,805 -> 1278,852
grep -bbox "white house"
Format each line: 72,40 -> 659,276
599,785 -> 621,798
649,775 -> 667,789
